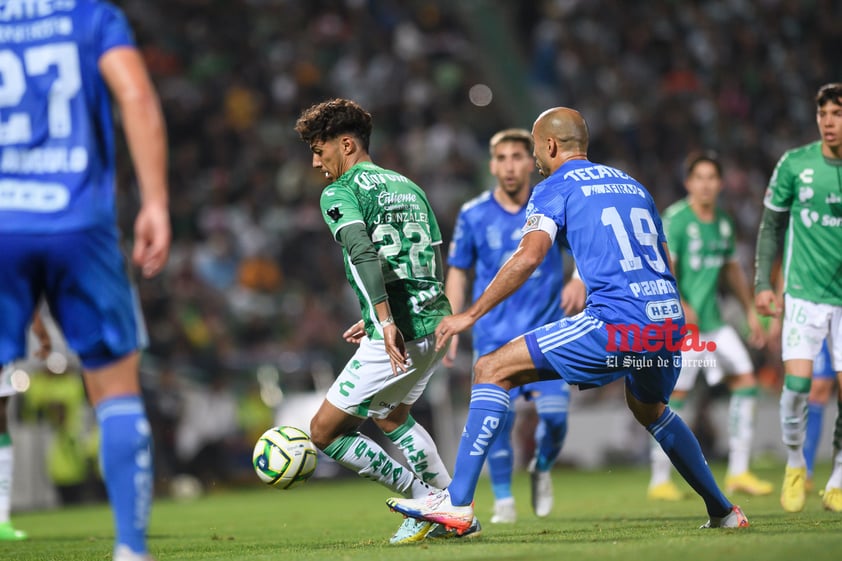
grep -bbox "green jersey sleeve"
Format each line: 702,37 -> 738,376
321,185 -> 364,240
764,152 -> 795,212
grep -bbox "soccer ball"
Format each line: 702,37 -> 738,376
252,425 -> 318,490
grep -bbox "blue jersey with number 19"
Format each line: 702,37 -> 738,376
524,159 -> 681,328
0,0 -> 135,233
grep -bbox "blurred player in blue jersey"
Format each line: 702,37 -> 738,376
444,128 -> 585,523
387,107 -> 747,531
805,340 -> 836,489
0,2 -> 170,560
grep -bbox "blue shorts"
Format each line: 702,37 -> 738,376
814,339 -> 834,381
0,227 -> 147,369
523,311 -> 681,404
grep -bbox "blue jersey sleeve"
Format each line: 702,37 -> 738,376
96,2 -> 136,56
522,182 -> 567,248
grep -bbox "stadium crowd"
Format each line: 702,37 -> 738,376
14,0 -> 842,494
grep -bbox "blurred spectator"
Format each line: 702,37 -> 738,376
174,373 -> 242,489
22,366 -> 101,505
142,365 -> 184,493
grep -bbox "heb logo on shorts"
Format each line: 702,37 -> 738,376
606,318 -> 717,353
645,298 -> 682,322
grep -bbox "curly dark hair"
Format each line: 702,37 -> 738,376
294,98 -> 372,151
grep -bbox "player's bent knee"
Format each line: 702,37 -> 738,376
309,416 -> 331,451
625,388 -> 665,427
473,355 -> 500,384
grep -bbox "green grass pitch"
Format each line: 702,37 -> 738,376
5,462 -> 842,561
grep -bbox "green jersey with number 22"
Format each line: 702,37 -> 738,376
764,141 -> 842,305
320,162 -> 451,340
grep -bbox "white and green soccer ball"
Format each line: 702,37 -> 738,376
252,425 -> 318,490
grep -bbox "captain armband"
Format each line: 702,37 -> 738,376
522,213 -> 557,240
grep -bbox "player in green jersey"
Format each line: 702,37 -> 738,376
648,151 -> 772,501
755,82 -> 842,513
294,98 -> 479,543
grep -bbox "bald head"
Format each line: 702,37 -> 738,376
531,107 -> 589,177
533,107 -> 589,150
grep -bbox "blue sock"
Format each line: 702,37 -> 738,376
487,409 -> 516,500
648,407 -> 730,517
96,396 -> 153,554
804,401 -> 825,478
448,384 -> 510,506
534,411 -> 568,471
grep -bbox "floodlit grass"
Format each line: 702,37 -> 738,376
5,462 -> 842,561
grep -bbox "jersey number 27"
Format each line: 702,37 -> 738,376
0,42 -> 80,145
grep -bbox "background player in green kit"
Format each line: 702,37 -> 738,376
755,82 -> 842,513
648,152 -> 772,501
294,98 -> 479,543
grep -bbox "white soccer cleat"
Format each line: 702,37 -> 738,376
490,497 -> 516,523
114,545 -> 156,561
700,505 -> 749,528
529,459 -> 554,517
386,489 -> 475,534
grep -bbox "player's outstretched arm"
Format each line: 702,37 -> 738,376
337,223 -> 408,374
435,230 -> 551,351
100,47 -> 170,278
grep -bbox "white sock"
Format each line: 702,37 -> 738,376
780,386 -> 808,468
827,448 -> 842,490
387,416 -> 452,489
326,433 -> 433,498
649,436 -> 673,486
495,496 -> 515,508
727,393 -> 755,476
0,437 -> 12,524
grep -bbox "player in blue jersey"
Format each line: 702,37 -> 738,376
0,2 -> 170,560
387,107 -> 747,531
444,128 -> 584,523
804,340 -> 836,489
